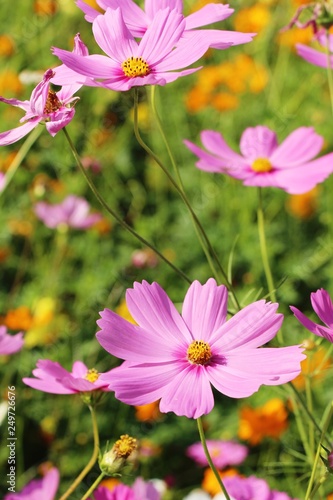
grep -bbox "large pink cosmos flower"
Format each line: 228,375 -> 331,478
23,360 -> 114,394
91,478 -> 161,500
187,440 -> 248,469
4,467 -> 59,500
76,0 -> 254,49
221,475 -> 297,500
297,32 -> 333,68
290,288 -> 333,342
184,126 -> 333,194
34,195 -> 102,230
97,279 -> 304,419
0,326 -> 24,355
52,7 -> 249,92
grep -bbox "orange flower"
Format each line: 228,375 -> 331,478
0,35 -> 15,57
233,5 -> 271,35
33,0 -> 57,15
0,70 -> 23,96
3,306 -> 34,331
99,478 -> 120,491
277,26 -> 313,50
135,401 -> 161,422
93,218 -> 112,235
202,467 -> 238,496
286,187 -> 318,219
292,347 -> 331,390
238,398 -> 289,445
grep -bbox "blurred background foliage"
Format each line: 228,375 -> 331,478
1,0 -> 333,497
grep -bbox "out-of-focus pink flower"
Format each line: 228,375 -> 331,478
76,0 -> 254,49
0,326 -> 24,355
90,478 -> 161,499
97,279 -> 304,419
0,172 -> 6,191
23,360 -> 114,394
184,126 -> 333,194
0,68 -> 79,146
222,474 -> 298,500
4,467 -> 59,500
297,32 -> 333,67
291,288 -> 333,342
34,195 -> 102,230
131,249 -> 158,269
81,156 -> 102,174
187,440 -> 248,469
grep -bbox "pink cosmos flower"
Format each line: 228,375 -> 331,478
297,32 -> 333,68
0,172 -> 6,192
184,126 -> 333,194
0,326 -> 24,355
97,279 -> 304,419
0,69 -> 79,146
187,440 -> 248,469
34,195 -> 102,229
76,0 -> 254,49
4,467 -> 59,500
290,288 -> 333,342
23,360 -> 114,394
221,475 -> 297,500
90,478 -> 161,500
52,7 -> 247,92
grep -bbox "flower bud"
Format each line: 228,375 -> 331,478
99,434 -> 137,476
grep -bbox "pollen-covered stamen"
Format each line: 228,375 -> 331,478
251,157 -> 273,173
85,368 -> 100,383
187,340 -> 212,365
113,434 -> 137,458
121,56 -> 150,78
43,89 -> 61,114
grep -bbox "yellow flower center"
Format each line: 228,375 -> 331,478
85,368 -> 100,383
187,340 -> 212,365
251,157 -> 272,173
113,434 -> 137,458
121,57 -> 150,78
43,89 -> 61,114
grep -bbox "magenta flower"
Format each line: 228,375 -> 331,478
4,467 -> 59,500
52,7 -> 242,91
187,440 -> 248,469
23,360 -> 114,394
297,32 -> 333,68
0,326 -> 24,355
90,478 -> 161,500
76,0 -> 254,48
0,69 -> 79,146
34,195 -> 102,230
290,288 -> 333,342
222,475 -> 297,500
184,126 -> 333,194
97,279 -> 304,419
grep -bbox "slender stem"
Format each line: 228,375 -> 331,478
305,402 -> 333,500
325,29 -> 333,117
81,472 -> 106,500
60,404 -> 100,500
257,188 -> 277,303
0,125 -> 43,198
62,127 -> 191,284
196,417 -> 231,500
305,373 -> 315,456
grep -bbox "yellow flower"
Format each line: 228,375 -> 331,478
238,398 -> 289,445
233,5 -> 271,35
286,187 -> 318,219
292,347 -> 331,390
115,299 -> 136,324
0,70 -> 23,96
277,26 -> 313,49
0,35 -> 15,57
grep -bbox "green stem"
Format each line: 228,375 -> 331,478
60,405 -> 100,500
62,127 -> 191,284
305,402 -> 333,500
196,417 -> 231,500
257,188 -> 277,303
81,472 -> 106,500
0,125 -> 43,198
289,382 -> 327,442
325,29 -> 333,117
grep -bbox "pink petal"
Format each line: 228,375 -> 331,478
22,377 -> 75,394
185,4 -> 234,30
45,108 -> 76,136
206,363 -> 264,398
184,139 -> 233,173
126,281 -> 193,344
107,362 -> 183,405
270,127 -> 323,167
240,126 -> 278,160
311,289 -> 333,328
182,279 -> 228,342
145,0 -> 182,18
0,119 -> 40,146
93,8 -> 138,61
71,360 -> 89,377
100,0 -> 148,36
30,69 -> 54,116
96,308 -> 179,362
212,301 -> 283,351
159,363 -> 215,418
76,0 -> 100,22
0,96 -> 31,113
0,327 -> 24,355
290,306 -> 333,340
52,48 -> 119,79
296,43 -> 333,68
200,130 -> 248,168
